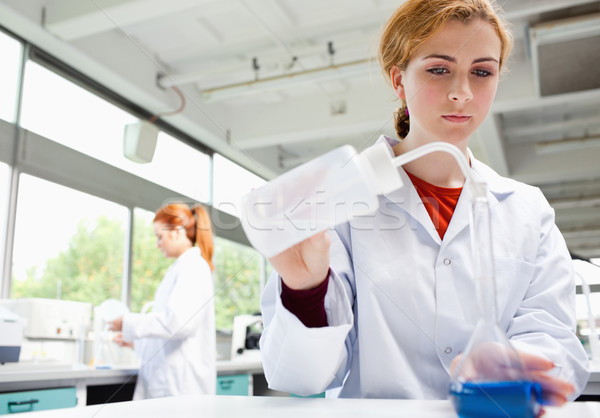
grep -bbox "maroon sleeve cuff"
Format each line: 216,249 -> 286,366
280,270 -> 330,328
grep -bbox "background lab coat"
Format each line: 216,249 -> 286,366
260,136 -> 590,400
123,247 -> 216,399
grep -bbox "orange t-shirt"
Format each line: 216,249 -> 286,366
406,171 -> 463,240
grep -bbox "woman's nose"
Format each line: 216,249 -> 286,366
448,75 -> 473,103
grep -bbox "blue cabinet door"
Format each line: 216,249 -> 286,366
0,387 -> 77,414
216,374 -> 250,396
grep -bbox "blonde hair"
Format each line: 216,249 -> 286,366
377,0 -> 513,138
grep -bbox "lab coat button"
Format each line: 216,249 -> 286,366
443,258 -> 451,265
444,347 -> 452,354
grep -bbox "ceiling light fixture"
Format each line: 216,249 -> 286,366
158,58 -> 373,102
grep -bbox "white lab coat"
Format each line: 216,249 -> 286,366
122,247 -> 216,399
260,135 -> 590,400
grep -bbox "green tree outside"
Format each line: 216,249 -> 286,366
11,214 -> 263,330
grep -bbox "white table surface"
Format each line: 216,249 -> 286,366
18,395 -> 600,418
0,357 -> 262,383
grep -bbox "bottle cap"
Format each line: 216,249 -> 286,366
358,141 -> 404,195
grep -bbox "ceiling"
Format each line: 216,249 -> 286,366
0,0 -> 599,258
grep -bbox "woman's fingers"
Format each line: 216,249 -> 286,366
518,351 -> 554,372
539,391 -> 568,407
517,352 -> 574,404
529,370 -> 574,404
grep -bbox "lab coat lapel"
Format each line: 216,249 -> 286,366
441,153 -> 513,247
439,185 -> 472,248
383,168 -> 442,246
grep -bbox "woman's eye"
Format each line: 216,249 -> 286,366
427,67 -> 448,75
473,69 -> 492,77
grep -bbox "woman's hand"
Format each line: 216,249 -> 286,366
268,230 -> 331,290
519,351 -> 574,406
113,332 -> 133,348
107,316 -> 123,332
450,348 -> 574,408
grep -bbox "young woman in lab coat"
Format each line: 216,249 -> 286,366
109,203 -> 216,399
259,0 -> 590,407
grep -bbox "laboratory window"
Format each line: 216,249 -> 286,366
212,153 -> 266,217
10,174 -> 128,305
0,162 -> 10,276
20,62 -> 211,203
129,207 -> 171,314
0,30 -> 21,123
213,237 -> 263,330
264,259 -> 274,288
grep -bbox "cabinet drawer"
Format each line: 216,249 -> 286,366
0,387 -> 77,414
216,374 -> 250,396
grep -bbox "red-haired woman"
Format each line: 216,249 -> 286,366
259,0 -> 589,407
109,203 -> 216,400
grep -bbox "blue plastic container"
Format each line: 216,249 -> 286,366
449,380 -> 543,418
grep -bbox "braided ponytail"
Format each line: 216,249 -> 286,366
394,104 -> 410,139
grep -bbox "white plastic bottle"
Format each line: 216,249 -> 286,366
240,141 -> 403,258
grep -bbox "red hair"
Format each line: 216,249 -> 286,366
154,203 -> 215,271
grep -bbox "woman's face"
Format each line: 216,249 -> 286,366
153,222 -> 185,259
391,19 -> 501,147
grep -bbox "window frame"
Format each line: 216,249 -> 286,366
0,34 -> 268,318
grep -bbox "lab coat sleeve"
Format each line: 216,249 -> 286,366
122,257 -> 211,341
506,189 -> 590,399
260,228 -> 356,396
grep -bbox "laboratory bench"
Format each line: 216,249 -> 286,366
0,359 -> 598,414
17,394 -> 600,418
0,355 -> 267,413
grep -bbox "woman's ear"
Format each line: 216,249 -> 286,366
390,66 -> 405,100
169,227 -> 183,241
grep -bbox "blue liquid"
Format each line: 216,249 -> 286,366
449,380 -> 542,418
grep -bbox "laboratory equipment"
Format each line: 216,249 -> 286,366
0,306 -> 24,364
92,299 -> 131,368
241,141 -> 402,258
449,186 -> 542,418
573,259 -> 600,363
0,298 -> 91,365
230,314 -> 262,361
240,139 -> 543,417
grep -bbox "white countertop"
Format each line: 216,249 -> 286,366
20,394 -> 600,418
0,363 -> 138,384
0,356 -> 263,385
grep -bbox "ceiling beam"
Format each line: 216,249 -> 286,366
504,116 -> 600,142
503,0 -> 600,20
44,0 -> 214,41
493,88 -> 600,113
236,119 -> 391,150
158,14 -> 388,65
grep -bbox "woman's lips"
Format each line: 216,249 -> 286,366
442,115 -> 471,123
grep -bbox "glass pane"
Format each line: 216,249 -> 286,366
11,174 -> 128,305
214,237 -> 262,330
0,31 -> 21,123
20,62 -> 210,202
213,154 -> 266,217
0,162 -> 10,276
129,207 -> 171,313
265,260 -> 274,288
